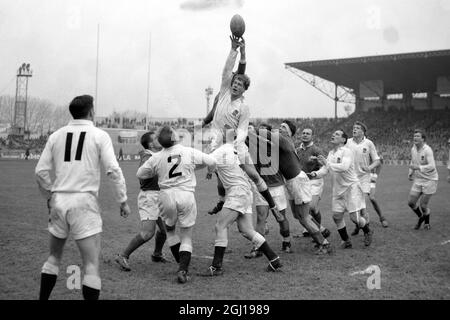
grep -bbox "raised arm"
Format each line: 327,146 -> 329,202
220,36 -> 241,93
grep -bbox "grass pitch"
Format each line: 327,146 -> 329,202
1,159 -> 449,300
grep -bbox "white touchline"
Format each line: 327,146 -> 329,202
440,240 -> 450,245
191,254 -> 231,262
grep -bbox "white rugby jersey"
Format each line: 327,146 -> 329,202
211,49 -> 250,149
137,144 -> 216,192
323,146 -> 360,197
410,143 -> 438,181
35,120 -> 127,203
346,137 -> 380,179
210,143 -> 251,191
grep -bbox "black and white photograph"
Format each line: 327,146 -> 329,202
0,0 -> 449,306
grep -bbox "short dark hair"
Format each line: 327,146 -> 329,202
231,73 -> 251,90
69,95 -> 94,119
414,129 -> 426,141
158,126 -> 177,148
140,131 -> 155,149
353,121 -> 367,133
337,129 -> 348,144
282,120 -> 297,137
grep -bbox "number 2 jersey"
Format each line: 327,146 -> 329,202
137,144 -> 217,192
35,119 -> 127,203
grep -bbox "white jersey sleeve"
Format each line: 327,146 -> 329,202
35,134 -> 55,200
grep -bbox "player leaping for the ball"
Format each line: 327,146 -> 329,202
137,126 -> 217,284
200,129 -> 283,276
207,35 -> 282,221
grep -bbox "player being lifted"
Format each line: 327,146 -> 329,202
315,129 -> 373,248
245,123 -> 292,259
206,35 -> 281,220
346,121 -> 387,236
252,120 -> 332,254
408,129 -> 438,230
137,126 -> 217,284
296,127 -> 331,239
35,95 -> 130,300
200,129 -> 283,276
115,131 -> 168,272
202,41 -> 246,215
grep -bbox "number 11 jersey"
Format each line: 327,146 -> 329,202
35,119 -> 127,202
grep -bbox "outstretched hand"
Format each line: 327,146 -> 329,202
230,35 -> 242,50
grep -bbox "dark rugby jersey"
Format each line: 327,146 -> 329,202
296,142 -> 325,174
249,131 -> 301,181
246,134 -> 284,188
138,150 -> 159,191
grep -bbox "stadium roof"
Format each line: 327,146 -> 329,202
285,49 -> 450,94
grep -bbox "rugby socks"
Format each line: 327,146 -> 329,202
362,224 -> 371,234
311,209 -> 322,225
153,229 -> 167,257
82,275 -> 101,300
422,208 -> 430,224
39,274 -> 57,300
412,206 -> 422,218
170,243 -> 181,263
258,242 -> 278,261
212,246 -> 226,269
179,251 -> 192,272
123,234 -> 146,258
39,261 -> 59,300
338,227 -> 349,241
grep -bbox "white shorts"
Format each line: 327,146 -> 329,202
224,186 -> 253,215
253,184 -> 287,211
309,178 -> 324,198
285,171 -> 312,205
359,174 -> 371,194
138,190 -> 161,221
411,179 -> 438,195
159,189 -> 197,228
332,183 -> 366,213
48,192 -> 102,240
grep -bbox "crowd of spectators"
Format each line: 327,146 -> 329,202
1,109 -> 449,163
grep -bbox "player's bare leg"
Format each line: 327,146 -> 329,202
408,191 -> 425,229
39,235 -> 66,300
349,211 -> 373,246
310,194 -> 330,238
76,233 -> 101,300
290,200 -> 331,254
208,173 -> 226,215
245,206 -> 267,259
332,212 -> 352,249
369,188 -> 387,227
236,211 -> 282,271
240,162 -> 283,221
177,227 -> 194,284
413,194 -> 432,230
152,217 -> 168,261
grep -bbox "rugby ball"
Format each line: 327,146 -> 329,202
230,14 -> 245,38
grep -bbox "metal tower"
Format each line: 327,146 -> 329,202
12,63 -> 33,136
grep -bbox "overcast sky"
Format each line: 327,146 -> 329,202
1,0 -> 449,118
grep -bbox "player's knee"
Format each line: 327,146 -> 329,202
280,228 -> 290,238
42,261 -> 59,276
140,229 -> 155,242
165,223 -> 176,233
